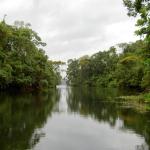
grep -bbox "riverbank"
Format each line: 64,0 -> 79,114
118,92 -> 150,112
119,93 -> 150,103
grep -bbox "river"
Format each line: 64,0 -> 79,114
0,84 -> 150,150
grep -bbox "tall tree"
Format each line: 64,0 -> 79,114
0,20 -> 60,90
123,0 -> 150,44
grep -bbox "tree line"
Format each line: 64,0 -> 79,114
67,40 -> 148,89
0,20 -> 61,90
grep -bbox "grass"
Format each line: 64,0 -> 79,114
143,93 -> 150,103
119,93 -> 150,103
119,95 -> 144,102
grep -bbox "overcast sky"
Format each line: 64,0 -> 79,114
0,0 -> 138,61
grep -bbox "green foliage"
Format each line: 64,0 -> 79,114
143,92 -> 150,102
67,40 -> 150,89
0,21 -> 60,90
67,47 -> 118,87
39,80 -> 49,88
67,59 -> 81,85
123,0 -> 150,46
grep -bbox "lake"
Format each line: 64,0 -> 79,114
0,85 -> 150,150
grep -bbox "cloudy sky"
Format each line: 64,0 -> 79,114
0,0 -> 138,61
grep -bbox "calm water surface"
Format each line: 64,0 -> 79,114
0,85 -> 150,150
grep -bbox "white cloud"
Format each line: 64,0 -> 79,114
0,0 -> 32,13
0,0 -> 138,61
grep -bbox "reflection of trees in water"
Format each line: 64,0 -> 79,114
0,87 -> 149,150
0,89 -> 59,150
136,143 -> 149,150
67,87 -> 150,150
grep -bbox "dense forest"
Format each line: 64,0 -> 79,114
67,40 -> 148,88
0,20 -> 61,90
67,0 -> 150,90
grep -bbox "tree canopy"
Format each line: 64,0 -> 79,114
123,0 -> 150,43
67,40 -> 149,89
0,20 -> 61,90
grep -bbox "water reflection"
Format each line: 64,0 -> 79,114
0,89 -> 59,150
57,85 -> 69,113
67,87 -> 150,150
0,86 -> 150,150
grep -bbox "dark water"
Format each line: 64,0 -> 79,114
0,85 -> 150,150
